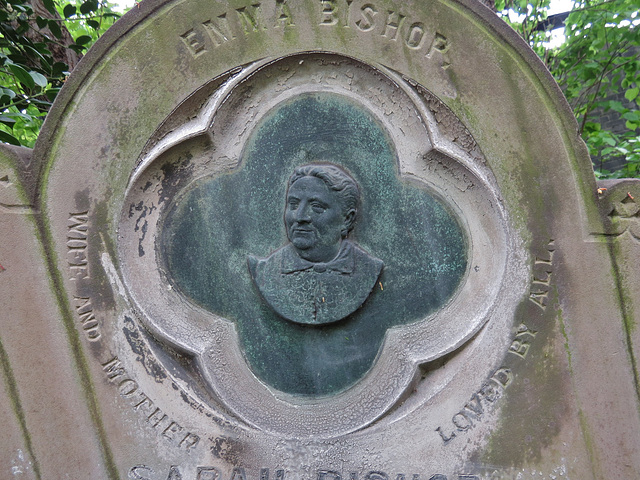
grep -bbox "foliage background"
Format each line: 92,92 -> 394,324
0,0 -> 120,146
496,0 -> 640,178
0,0 -> 638,178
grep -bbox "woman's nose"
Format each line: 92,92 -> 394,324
295,202 -> 311,222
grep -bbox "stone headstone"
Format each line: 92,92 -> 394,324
1,0 -> 639,478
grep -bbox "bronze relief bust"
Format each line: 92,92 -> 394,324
248,163 -> 383,325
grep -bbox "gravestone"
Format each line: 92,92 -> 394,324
1,0 -> 640,478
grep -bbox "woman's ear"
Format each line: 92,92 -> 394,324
342,209 -> 356,237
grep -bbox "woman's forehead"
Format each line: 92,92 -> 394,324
287,176 -> 333,198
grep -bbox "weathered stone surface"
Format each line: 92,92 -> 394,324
0,145 -> 113,478
1,0 -> 639,478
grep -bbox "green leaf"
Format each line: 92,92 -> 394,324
45,88 -> 60,102
35,16 -> 48,29
0,129 -> 21,146
27,97 -> 51,108
1,88 -> 16,99
9,63 -> 35,89
29,71 -> 47,88
75,35 -> 92,46
625,87 -> 639,102
41,0 -> 57,15
0,115 -> 17,125
48,19 -> 62,39
604,136 -> 617,146
24,46 -> 49,68
51,62 -> 69,77
32,42 -> 52,56
87,19 -> 100,29
62,3 -> 77,18
80,1 -> 99,14
609,101 -> 625,113
63,4 -> 77,18
68,44 -> 86,54
2,112 -> 32,121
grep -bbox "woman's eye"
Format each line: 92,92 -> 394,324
311,204 -> 326,213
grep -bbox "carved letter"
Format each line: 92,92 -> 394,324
365,473 -> 388,480
79,310 -> 98,329
197,467 -> 220,480
436,426 -> 456,443
479,381 -> 501,402
532,268 -> 552,285
355,4 -> 377,32
536,255 -> 552,265
202,14 -> 234,46
179,432 -> 200,451
133,393 -> 154,411
426,33 -> 449,57
516,323 -> 538,338
381,10 -> 405,40
275,0 -> 295,27
129,465 -> 154,480
118,378 -> 139,397
319,0 -> 338,25
231,468 -> 247,480
162,421 -> 184,441
404,22 -> 425,49
508,339 -> 530,359
463,393 -> 484,420
167,466 -> 184,480
69,264 -> 89,279
179,29 -> 206,56
147,407 -> 168,428
236,4 -> 263,34
68,212 -> 89,237
74,296 -> 91,314
344,0 -> 354,28
529,291 -> 548,310
68,249 -> 87,267
318,471 -> 342,480
102,357 -> 125,380
452,412 -> 472,431
490,367 -> 513,388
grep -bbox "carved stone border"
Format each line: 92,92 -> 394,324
118,53 -> 519,437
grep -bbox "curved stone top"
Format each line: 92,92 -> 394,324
23,0 -> 639,476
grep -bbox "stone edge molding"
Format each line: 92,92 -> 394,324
117,52 -> 515,436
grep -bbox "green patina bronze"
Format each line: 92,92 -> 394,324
248,163 -> 384,326
162,93 -> 467,395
